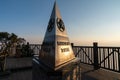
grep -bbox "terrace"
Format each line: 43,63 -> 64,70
0,43 -> 120,80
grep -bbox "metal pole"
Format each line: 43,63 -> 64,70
93,42 -> 99,70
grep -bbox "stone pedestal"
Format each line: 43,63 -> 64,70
33,57 -> 81,80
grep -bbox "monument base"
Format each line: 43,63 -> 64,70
32,57 -> 81,80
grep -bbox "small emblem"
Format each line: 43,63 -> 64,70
56,18 -> 65,32
47,18 -> 54,32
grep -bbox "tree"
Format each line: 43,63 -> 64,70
21,42 -> 33,57
0,32 -> 25,72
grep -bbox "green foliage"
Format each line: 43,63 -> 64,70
0,32 -> 26,71
21,42 -> 33,57
0,32 -> 9,40
0,32 -> 25,56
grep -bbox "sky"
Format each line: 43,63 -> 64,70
0,0 -> 120,46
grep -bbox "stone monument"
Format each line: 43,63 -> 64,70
33,1 -> 80,80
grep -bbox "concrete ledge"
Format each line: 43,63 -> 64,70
6,57 -> 32,70
0,70 -> 11,77
0,57 -> 32,80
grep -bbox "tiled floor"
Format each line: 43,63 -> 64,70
81,63 -> 120,80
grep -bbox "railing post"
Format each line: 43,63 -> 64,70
118,49 -> 120,72
93,42 -> 99,70
71,43 -> 74,48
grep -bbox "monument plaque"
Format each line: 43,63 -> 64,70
39,1 -> 75,70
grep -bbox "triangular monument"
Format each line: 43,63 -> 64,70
39,1 -> 75,70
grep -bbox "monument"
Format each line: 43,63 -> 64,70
39,1 -> 76,70
33,1 -> 80,80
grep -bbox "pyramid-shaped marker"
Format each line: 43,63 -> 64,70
39,1 -> 75,70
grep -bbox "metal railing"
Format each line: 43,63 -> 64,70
73,43 -> 120,72
0,43 -> 119,72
